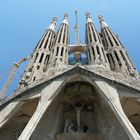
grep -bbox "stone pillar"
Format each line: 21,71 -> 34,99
18,80 -> 64,140
0,101 -> 23,128
95,80 -> 140,140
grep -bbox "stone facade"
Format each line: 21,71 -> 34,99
0,13 -> 140,140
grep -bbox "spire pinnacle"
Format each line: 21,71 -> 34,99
85,12 -> 91,18
64,13 -> 68,18
98,15 -> 108,28
62,13 -> 68,24
52,16 -> 57,22
48,16 -> 57,31
85,12 -> 92,23
98,15 -> 104,21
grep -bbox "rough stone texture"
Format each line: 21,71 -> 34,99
0,13 -> 140,140
56,133 -> 103,140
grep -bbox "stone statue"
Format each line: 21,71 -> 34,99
72,103 -> 84,132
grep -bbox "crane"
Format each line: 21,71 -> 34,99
0,56 -> 30,100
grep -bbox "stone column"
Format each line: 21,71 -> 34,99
95,80 -> 140,140
18,80 -> 64,140
0,101 -> 23,128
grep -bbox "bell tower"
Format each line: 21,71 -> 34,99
85,13 -> 110,70
19,17 -> 57,87
49,14 -> 69,70
98,15 -> 139,77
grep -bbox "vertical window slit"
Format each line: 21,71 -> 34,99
61,47 -> 64,56
58,25 -> 63,43
88,49 -> 91,61
33,76 -> 36,81
44,31 -> 51,49
91,47 -> 95,56
90,23 -> 97,42
105,29 -> 113,46
108,30 -> 119,46
96,46 -> 100,55
110,53 -> 115,64
102,29 -> 109,46
106,53 -> 111,65
39,53 -> 44,63
63,25 -> 66,44
56,47 -> 59,56
114,51 -> 121,66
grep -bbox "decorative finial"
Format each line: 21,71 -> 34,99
52,17 -> 57,22
85,12 -> 91,18
98,15 -> 104,21
64,13 -> 68,18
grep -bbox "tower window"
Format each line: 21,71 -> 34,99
89,32 -> 92,43
110,53 -> 115,64
63,25 -> 66,44
88,24 -> 92,43
44,55 -> 50,65
37,65 -> 40,70
90,23 -> 97,42
61,47 -> 64,56
105,29 -> 113,47
39,53 -> 44,63
102,30 -> 109,46
33,76 -> 36,81
39,33 -> 47,49
34,53 -> 39,63
58,25 -> 63,43
91,47 -> 95,59
97,32 -> 101,43
88,48 -> 91,61
108,30 -> 119,46
106,53 -> 111,65
85,27 -> 88,44
56,47 -> 59,56
96,46 -> 100,55
114,51 -> 121,66
109,53 -> 115,70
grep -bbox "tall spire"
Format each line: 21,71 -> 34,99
48,17 -> 57,31
49,13 -> 69,69
98,15 -> 139,77
19,17 -> 57,87
85,12 -> 109,70
98,15 -> 108,28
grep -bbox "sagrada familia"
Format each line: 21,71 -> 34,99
0,12 -> 140,140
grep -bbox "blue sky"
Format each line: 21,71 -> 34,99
0,0 -> 140,96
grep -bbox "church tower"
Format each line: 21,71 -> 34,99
0,12 -> 140,140
85,13 -> 109,70
49,14 -> 69,70
19,17 -> 57,87
98,16 -> 139,77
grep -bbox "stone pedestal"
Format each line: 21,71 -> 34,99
56,132 -> 103,140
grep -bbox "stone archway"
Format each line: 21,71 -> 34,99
0,98 -> 39,140
28,75 -> 139,140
